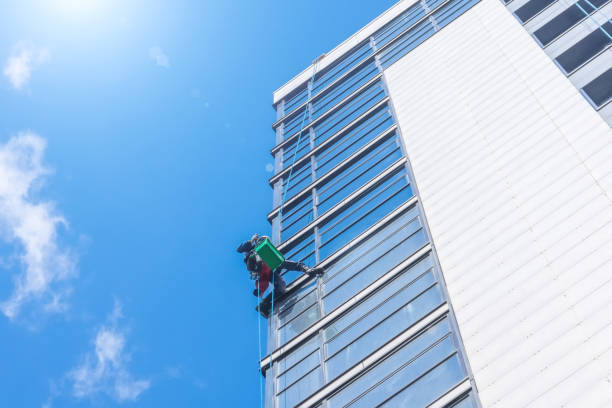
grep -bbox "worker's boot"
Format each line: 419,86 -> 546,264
257,301 -> 270,317
308,267 -> 325,277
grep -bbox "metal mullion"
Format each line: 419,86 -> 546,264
280,161 -> 406,250
286,199 -> 420,298
269,98 -> 390,181
273,53 -> 377,129
276,363 -> 321,396
376,352 -> 461,408
272,74 -> 384,152
281,210 -> 314,238
275,347 -> 319,379
279,302 -> 319,333
311,87 -> 384,145
311,63 -> 379,118
324,268 -> 434,347
313,42 -> 372,91
318,170 -> 406,240
261,244 -> 433,371
318,181 -> 410,251
284,235 -> 316,262
293,303 -> 449,408
323,281 -> 440,362
534,0 -> 612,49
268,125 -> 397,222
381,22 -> 436,65
560,43 -> 612,77
378,56 -> 483,408
273,0 -> 461,125
315,109 -> 389,166
340,332 -> 454,408
281,195 -> 313,223
322,212 -> 422,286
278,288 -> 316,328
316,139 -> 399,204
278,159 -> 407,252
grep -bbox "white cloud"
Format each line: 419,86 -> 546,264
3,43 -> 49,90
148,46 -> 169,68
0,132 -> 76,320
69,300 -> 151,402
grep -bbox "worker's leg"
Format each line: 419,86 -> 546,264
272,269 -> 287,296
280,260 -> 309,272
282,260 -> 325,277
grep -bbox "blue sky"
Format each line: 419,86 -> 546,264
0,1 -> 397,406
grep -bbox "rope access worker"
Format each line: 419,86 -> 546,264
237,234 -> 324,299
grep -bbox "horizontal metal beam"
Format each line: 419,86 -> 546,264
277,157 -> 408,252
271,73 -> 384,152
272,54 -> 378,129
427,379 -> 472,408
295,303 -> 450,408
269,98 -> 391,183
267,125 -> 398,221
260,242 -> 432,371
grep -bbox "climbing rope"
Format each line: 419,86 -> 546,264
266,59 -> 321,374
256,282 -> 263,408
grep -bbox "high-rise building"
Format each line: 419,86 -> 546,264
260,0 -> 612,406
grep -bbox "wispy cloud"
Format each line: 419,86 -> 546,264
69,300 -> 151,402
0,132 -> 76,320
148,46 -> 169,68
3,43 -> 49,90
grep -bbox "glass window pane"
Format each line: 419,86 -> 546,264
451,396 -> 477,408
323,207 -> 419,290
380,20 -> 436,68
317,137 -> 403,216
277,336 -> 319,374
378,354 -> 465,408
326,284 -> 444,380
315,106 -> 394,178
279,303 -> 321,346
277,350 -> 320,393
345,339 -> 458,407
328,317 -> 452,408
532,0 -> 604,47
282,87 -> 308,119
326,270 -> 437,357
277,367 -> 322,408
374,3 -> 427,48
278,284 -> 318,327
555,22 -> 612,74
323,260 -> 433,339
582,67 -> 612,108
312,62 -> 380,121
323,229 -> 429,312
312,42 -> 373,96
514,0 -> 556,23
313,83 -> 386,147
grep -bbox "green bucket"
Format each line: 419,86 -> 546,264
254,238 -> 285,271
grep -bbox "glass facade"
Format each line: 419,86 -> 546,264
506,0 -> 612,122
263,1 -> 483,407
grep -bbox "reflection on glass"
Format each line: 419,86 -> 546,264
328,318 -> 452,408
326,284 -> 444,380
378,354 -> 464,408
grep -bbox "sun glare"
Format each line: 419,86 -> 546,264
56,0 -> 104,15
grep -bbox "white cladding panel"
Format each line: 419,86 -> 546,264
384,0 -> 612,407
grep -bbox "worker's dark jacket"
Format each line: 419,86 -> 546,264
237,238 -> 307,297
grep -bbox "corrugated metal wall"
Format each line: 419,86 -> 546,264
385,0 -> 612,406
